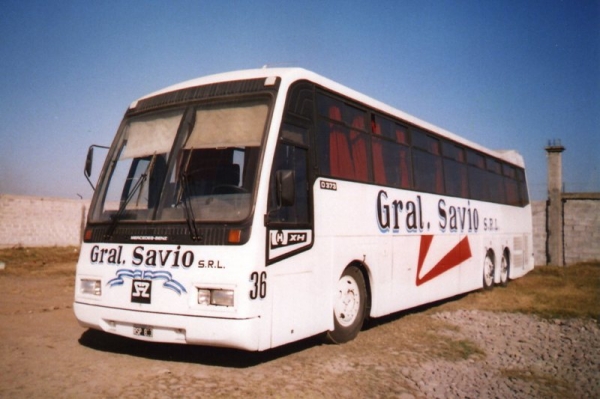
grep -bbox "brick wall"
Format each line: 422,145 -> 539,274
0,194 -> 89,248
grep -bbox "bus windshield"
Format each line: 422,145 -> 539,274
91,98 -> 270,224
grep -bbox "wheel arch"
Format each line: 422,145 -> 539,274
503,246 -> 511,271
501,245 -> 512,283
485,246 -> 496,263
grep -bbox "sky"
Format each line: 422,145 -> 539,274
0,0 -> 598,201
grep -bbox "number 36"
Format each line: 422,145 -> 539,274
250,271 -> 267,299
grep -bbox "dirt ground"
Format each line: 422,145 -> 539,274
1,255 -> 597,398
0,259 -> 426,398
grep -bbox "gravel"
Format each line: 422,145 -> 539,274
406,310 -> 600,398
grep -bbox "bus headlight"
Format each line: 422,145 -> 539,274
197,288 -> 234,307
197,289 -> 211,306
211,289 -> 234,307
81,279 -> 102,296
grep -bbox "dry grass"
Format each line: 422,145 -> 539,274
0,246 -> 79,277
365,262 -> 599,362
500,368 -> 576,399
428,263 -> 600,321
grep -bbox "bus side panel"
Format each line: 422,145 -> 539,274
269,240 -> 332,348
392,234 -> 468,310
459,233 -> 487,292
313,180 -> 397,319
506,203 -> 535,278
312,179 -> 534,327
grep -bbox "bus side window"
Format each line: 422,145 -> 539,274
503,164 -> 520,206
371,115 -> 412,189
371,117 -> 387,184
350,115 -> 369,182
442,142 -> 468,198
486,157 -> 506,204
467,150 -> 488,201
268,142 -> 309,224
327,106 -> 355,179
516,168 -> 529,206
412,129 -> 444,194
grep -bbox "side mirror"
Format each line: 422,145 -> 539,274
276,170 -> 295,207
84,144 -> 109,191
85,147 -> 94,178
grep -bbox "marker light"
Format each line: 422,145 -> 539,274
264,76 -> 277,86
81,279 -> 102,296
197,288 -> 234,307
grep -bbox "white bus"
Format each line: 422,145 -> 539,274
74,68 -> 533,351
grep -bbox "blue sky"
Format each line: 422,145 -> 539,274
1,0 -> 598,201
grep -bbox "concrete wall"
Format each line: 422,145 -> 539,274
563,198 -> 600,265
532,197 -> 600,266
1,194 -> 598,265
531,201 -> 547,265
0,194 -> 89,248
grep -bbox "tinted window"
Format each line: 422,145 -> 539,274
316,93 -> 370,182
372,115 -> 409,144
444,159 -> 468,197
442,142 -> 465,162
467,150 -> 485,168
468,165 -> 488,201
372,137 -> 412,188
412,129 -> 440,154
413,149 -> 444,194
268,143 -> 309,224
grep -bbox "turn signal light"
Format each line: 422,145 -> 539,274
228,229 -> 241,244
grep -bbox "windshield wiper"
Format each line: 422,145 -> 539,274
104,154 -> 156,240
178,172 -> 202,242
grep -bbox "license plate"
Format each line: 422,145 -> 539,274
133,325 -> 153,337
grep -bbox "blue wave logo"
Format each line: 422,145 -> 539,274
107,269 -> 187,295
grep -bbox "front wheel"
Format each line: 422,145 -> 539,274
325,266 -> 367,344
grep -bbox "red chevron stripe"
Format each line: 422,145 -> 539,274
416,235 -> 472,286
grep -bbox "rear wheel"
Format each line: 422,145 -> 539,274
325,265 -> 367,344
499,251 -> 510,287
483,251 -> 495,289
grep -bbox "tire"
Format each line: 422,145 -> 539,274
483,251 -> 495,290
325,265 -> 367,344
499,251 -> 510,287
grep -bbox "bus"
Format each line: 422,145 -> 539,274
74,68 -> 534,351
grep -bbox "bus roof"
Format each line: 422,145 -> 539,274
133,67 -> 525,168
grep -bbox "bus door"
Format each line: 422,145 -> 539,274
265,118 -> 330,347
